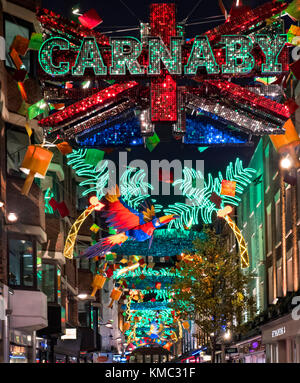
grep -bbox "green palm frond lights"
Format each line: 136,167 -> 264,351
165,158 -> 256,226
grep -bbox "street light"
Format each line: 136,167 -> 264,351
280,156 -> 292,170
77,293 -> 88,300
223,330 -> 231,340
7,212 -> 18,223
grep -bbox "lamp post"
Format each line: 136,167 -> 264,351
221,330 -> 231,363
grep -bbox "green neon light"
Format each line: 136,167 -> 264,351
67,153 -> 255,230
221,35 -> 255,74
167,158 -> 256,227
72,37 -> 107,76
110,37 -> 144,75
44,187 -> 54,214
147,37 -> 182,75
184,35 -> 219,75
255,34 -> 287,73
114,266 -> 180,280
38,37 -> 70,76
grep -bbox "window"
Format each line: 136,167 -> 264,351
258,225 -> 264,262
38,263 -> 56,303
78,301 -> 91,328
268,266 -> 273,304
4,14 -> 34,73
285,185 -> 292,234
266,204 -> 272,254
264,144 -> 270,192
287,250 -> 293,292
251,235 -> 256,269
77,244 -> 97,273
277,259 -> 282,298
275,190 -> 281,245
6,126 -> 28,177
8,237 -> 36,289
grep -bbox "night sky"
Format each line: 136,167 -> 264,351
40,0 -> 275,203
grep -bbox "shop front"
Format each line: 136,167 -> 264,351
261,313 -> 300,363
231,336 -> 265,363
9,331 -> 32,363
129,346 -> 172,363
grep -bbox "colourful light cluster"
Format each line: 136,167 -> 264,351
38,81 -> 138,128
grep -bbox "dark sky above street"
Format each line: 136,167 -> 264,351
40,0 -> 275,187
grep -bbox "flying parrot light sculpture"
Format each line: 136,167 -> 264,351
83,185 -> 179,259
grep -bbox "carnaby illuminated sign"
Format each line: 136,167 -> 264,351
271,326 -> 286,338
39,34 -> 287,77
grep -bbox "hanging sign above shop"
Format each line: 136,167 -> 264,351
272,326 -> 286,338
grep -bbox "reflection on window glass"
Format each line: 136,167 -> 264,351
5,19 -> 30,71
6,128 -> 28,176
40,263 -> 56,302
9,239 -> 34,287
78,301 -> 90,327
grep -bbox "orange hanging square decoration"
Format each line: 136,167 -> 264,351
10,48 -> 23,70
220,180 -> 236,197
56,142 -> 73,155
10,35 -> 29,56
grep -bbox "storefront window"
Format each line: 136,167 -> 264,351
9,345 -> 27,363
8,238 -> 36,288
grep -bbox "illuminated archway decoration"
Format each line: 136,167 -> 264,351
224,215 -> 249,269
63,196 -> 104,259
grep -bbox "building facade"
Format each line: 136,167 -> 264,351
234,79 -> 300,362
0,0 -> 120,363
